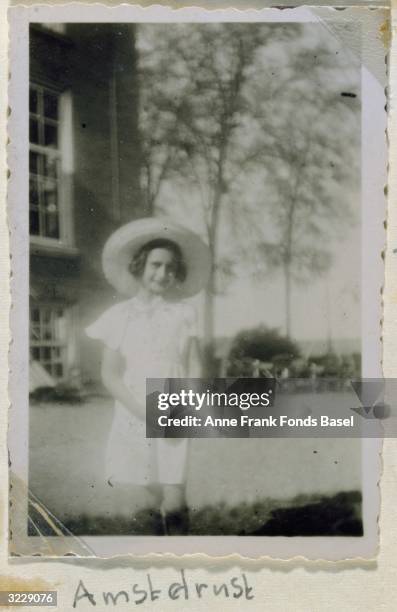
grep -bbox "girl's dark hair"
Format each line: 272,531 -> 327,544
129,238 -> 187,282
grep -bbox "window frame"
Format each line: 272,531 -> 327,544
29,82 -> 74,251
29,302 -> 78,382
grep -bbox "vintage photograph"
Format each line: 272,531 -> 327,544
8,6 -> 386,558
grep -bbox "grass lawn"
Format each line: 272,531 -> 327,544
28,491 -> 362,537
28,391 -> 362,537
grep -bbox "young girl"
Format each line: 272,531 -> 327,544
86,217 -> 210,535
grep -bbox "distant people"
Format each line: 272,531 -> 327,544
252,359 -> 261,378
281,366 -> 289,379
309,361 -> 318,391
252,359 -> 273,379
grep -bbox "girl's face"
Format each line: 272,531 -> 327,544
141,247 -> 177,296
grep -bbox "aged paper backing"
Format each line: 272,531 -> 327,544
1,1 -> 397,609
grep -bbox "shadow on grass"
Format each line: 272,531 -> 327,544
189,491 -> 362,536
28,491 -> 362,537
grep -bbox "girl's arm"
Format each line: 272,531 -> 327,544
186,336 -> 202,378
101,346 -> 145,420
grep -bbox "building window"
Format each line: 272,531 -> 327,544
29,84 -> 74,246
30,305 -> 68,380
29,85 -> 62,239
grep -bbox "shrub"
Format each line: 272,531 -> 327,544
226,326 -> 300,376
30,384 -> 83,404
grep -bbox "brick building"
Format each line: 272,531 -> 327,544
29,23 -> 145,389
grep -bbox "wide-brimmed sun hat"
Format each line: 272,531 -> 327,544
102,217 -> 211,298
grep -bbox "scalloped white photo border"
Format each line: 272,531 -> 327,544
7,4 -> 387,560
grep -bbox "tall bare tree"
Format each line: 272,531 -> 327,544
138,24 -> 294,370
137,23 -> 360,362
229,40 -> 360,336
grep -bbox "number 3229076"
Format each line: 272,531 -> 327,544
6,591 -> 56,605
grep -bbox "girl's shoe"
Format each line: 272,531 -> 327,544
162,507 -> 189,535
131,508 -> 164,535
149,510 -> 166,535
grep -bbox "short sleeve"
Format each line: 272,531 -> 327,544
85,301 -> 129,351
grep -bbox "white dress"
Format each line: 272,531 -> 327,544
86,296 -> 196,485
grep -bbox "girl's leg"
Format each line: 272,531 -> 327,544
135,483 -> 164,534
108,483 -> 163,534
161,484 -> 185,513
146,483 -> 163,509
161,484 -> 189,535
155,438 -> 190,534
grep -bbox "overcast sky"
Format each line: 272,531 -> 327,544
212,222 -> 360,342
141,21 -> 361,345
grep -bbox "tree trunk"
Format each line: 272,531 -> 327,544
284,192 -> 296,339
202,151 -> 226,375
203,273 -> 216,376
284,261 -> 292,338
